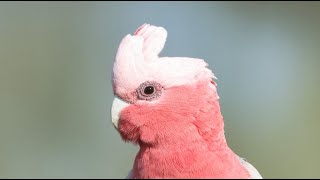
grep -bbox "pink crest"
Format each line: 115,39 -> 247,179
112,24 -> 216,102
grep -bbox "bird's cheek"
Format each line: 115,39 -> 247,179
119,108 -> 146,127
118,117 -> 140,143
117,108 -> 146,143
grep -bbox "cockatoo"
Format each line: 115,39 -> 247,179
111,24 -> 262,179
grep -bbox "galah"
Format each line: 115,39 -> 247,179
111,23 -> 262,179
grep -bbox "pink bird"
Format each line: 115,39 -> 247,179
111,24 -> 262,179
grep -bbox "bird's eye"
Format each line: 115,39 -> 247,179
144,86 -> 154,95
137,81 -> 162,101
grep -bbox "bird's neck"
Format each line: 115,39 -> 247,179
133,138 -> 248,178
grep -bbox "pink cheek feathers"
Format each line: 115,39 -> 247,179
117,80 -> 210,145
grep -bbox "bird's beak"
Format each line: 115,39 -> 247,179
111,97 -> 130,129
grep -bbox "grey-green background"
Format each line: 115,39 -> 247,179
0,1 -> 319,178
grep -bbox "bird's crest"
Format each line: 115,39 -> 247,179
112,23 -> 216,101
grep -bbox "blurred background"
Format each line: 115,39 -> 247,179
0,1 -> 319,178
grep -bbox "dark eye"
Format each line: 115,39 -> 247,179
137,81 -> 162,101
144,86 -> 154,95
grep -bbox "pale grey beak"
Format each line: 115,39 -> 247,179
111,97 -> 130,129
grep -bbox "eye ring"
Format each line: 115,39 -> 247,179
137,81 -> 162,101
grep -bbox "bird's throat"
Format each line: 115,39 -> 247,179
132,140 -> 249,179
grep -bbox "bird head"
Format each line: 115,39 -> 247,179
111,24 -> 220,146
